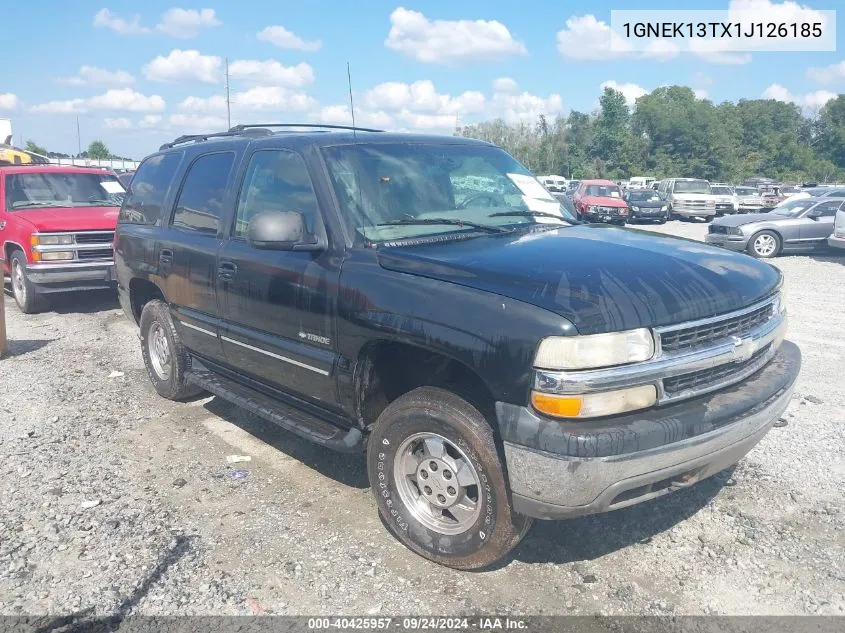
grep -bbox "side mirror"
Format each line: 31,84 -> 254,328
247,211 -> 323,251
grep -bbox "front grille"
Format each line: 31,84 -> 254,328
75,231 -> 114,244
663,344 -> 771,396
716,203 -> 733,210
77,248 -> 113,261
660,302 -> 775,353
595,206 -> 621,215
708,225 -> 728,234
675,200 -> 715,209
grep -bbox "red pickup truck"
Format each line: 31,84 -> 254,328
1,165 -> 124,313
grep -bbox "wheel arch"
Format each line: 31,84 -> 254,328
128,277 -> 166,324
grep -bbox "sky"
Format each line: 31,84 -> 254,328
1,0 -> 843,159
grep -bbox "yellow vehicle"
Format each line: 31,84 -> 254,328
0,135 -> 48,166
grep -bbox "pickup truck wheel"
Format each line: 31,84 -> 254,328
368,386 -> 532,570
9,249 -> 47,314
748,230 -> 781,259
139,299 -> 203,400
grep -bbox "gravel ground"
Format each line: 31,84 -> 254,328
0,220 -> 843,617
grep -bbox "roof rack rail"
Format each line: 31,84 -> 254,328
228,123 -> 385,134
158,127 -> 274,151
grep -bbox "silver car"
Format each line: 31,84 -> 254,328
705,196 -> 843,258
829,205 -> 845,251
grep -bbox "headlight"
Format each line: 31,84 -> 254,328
631,206 -> 639,211
661,205 -> 668,211
589,205 -> 598,212
32,234 -> 73,245
534,329 -> 655,370
40,251 -> 75,261
727,226 -> 744,236
531,385 -> 658,419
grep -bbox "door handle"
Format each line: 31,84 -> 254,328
217,261 -> 237,280
159,249 -> 173,265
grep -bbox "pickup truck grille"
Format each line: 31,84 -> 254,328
663,344 -> 771,396
75,231 -> 114,245
674,200 -> 715,210
77,248 -> 114,261
660,302 -> 775,353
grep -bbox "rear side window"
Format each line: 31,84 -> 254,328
171,152 -> 235,235
118,152 -> 183,225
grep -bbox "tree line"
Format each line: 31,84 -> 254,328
23,139 -> 133,161
458,85 -> 845,184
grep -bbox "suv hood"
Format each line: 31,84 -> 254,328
580,195 -> 627,208
713,213 -> 780,227
10,206 -> 119,232
378,226 -> 780,335
671,193 -> 717,200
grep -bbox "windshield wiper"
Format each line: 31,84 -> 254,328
488,210 -> 568,222
81,199 -> 121,206
10,201 -> 68,209
376,218 -> 511,234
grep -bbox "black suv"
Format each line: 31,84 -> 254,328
115,124 -> 800,570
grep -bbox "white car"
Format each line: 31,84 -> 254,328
710,184 -> 739,215
658,178 -> 718,220
829,204 -> 845,251
540,175 -> 567,193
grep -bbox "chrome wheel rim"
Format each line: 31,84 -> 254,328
393,432 -> 482,535
11,260 -> 26,305
148,322 -> 172,380
754,234 -> 777,257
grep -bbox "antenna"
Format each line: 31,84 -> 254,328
76,116 -> 82,157
347,62 -> 356,138
225,58 -> 232,129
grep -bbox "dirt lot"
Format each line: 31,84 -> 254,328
1,220 -> 843,617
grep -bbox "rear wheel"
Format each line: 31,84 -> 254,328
9,249 -> 47,314
139,299 -> 203,400
748,230 -> 781,259
367,387 -> 532,570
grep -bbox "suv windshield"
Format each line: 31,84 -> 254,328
771,199 -> 815,217
321,143 -> 573,242
584,184 -> 621,197
673,180 -> 711,194
711,186 -> 733,196
5,171 -> 125,211
734,186 -> 757,196
627,191 -> 661,202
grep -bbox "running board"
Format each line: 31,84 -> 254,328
185,369 -> 364,453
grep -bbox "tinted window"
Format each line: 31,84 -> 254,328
172,152 -> 235,235
119,153 -> 183,225
233,150 -> 319,239
822,189 -> 845,197
814,201 -> 843,217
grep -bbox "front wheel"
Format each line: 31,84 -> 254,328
747,230 -> 781,259
9,249 -> 47,314
367,387 -> 532,570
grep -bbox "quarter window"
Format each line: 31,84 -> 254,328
233,150 -> 319,239
171,152 -> 235,235
814,201 -> 842,217
118,152 -> 183,225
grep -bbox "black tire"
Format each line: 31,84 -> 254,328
367,387 -> 533,570
658,217 -> 668,224
704,216 -> 716,222
747,230 -> 782,259
9,249 -> 47,314
139,299 -> 203,400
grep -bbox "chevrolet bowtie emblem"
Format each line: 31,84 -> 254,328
731,336 -> 757,363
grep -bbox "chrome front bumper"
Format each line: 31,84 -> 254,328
26,262 -> 116,285
705,233 -> 749,251
499,340 -> 801,519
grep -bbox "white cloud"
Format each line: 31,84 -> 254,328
363,80 -> 485,116
689,39 -> 753,65
762,83 -> 836,111
57,66 -> 135,86
492,77 -> 519,94
139,115 -> 162,128
104,117 -> 133,129
257,25 -> 322,52
642,40 -> 680,61
694,89 -> 710,100
179,86 -> 317,113
156,8 -> 221,38
169,113 -> 228,132
490,89 -> 564,124
556,15 -> 632,61
228,60 -> 315,87
0,93 -> 20,110
92,8 -> 150,35
600,81 -> 648,108
143,50 -> 221,83
315,106 -> 394,129
807,60 -> 845,85
31,89 -> 165,114
385,7 -> 526,64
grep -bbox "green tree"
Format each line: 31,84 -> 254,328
87,140 -> 111,159
817,95 -> 845,170
24,140 -> 47,155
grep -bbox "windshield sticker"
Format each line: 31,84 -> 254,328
507,173 -> 555,201
609,191 -> 620,198
100,181 -> 125,194
522,196 -> 566,222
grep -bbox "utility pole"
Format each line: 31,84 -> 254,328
76,116 -> 81,158
225,58 -> 231,129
